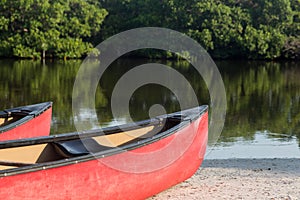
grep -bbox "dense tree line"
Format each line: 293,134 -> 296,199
101,0 -> 300,59
0,0 -> 299,59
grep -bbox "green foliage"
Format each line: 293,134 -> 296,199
54,38 -> 94,59
13,44 -> 40,59
188,29 -> 214,51
283,36 -> 300,59
249,0 -> 293,29
243,25 -> 285,59
187,0 -> 250,58
0,0 -> 107,59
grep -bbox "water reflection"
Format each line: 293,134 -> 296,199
0,59 -> 300,153
217,60 -> 300,148
206,131 -> 300,159
0,59 -> 81,133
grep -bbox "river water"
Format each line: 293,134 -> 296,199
0,59 -> 299,159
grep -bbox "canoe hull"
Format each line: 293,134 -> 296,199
0,104 -> 52,141
0,110 -> 208,199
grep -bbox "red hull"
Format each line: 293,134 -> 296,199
0,105 -> 52,141
0,110 -> 208,199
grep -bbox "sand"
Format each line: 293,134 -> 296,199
149,158 -> 300,200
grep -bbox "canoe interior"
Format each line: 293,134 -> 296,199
0,116 -> 24,127
0,119 -> 181,171
0,102 -> 52,134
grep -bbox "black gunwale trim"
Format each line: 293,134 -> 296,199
0,105 -> 208,177
0,102 -> 52,133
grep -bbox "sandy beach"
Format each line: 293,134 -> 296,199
149,158 -> 300,200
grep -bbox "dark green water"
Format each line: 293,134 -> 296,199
0,59 -> 299,158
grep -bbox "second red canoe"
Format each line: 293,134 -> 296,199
0,102 -> 52,141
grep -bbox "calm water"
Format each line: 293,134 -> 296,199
0,59 -> 300,158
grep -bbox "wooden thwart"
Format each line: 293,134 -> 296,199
0,160 -> 32,167
0,160 -> 33,171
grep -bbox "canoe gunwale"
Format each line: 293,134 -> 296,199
0,105 -> 208,177
0,102 -> 52,133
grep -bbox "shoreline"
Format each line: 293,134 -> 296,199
149,158 -> 300,199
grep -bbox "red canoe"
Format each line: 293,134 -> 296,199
0,106 -> 208,199
0,102 -> 52,141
